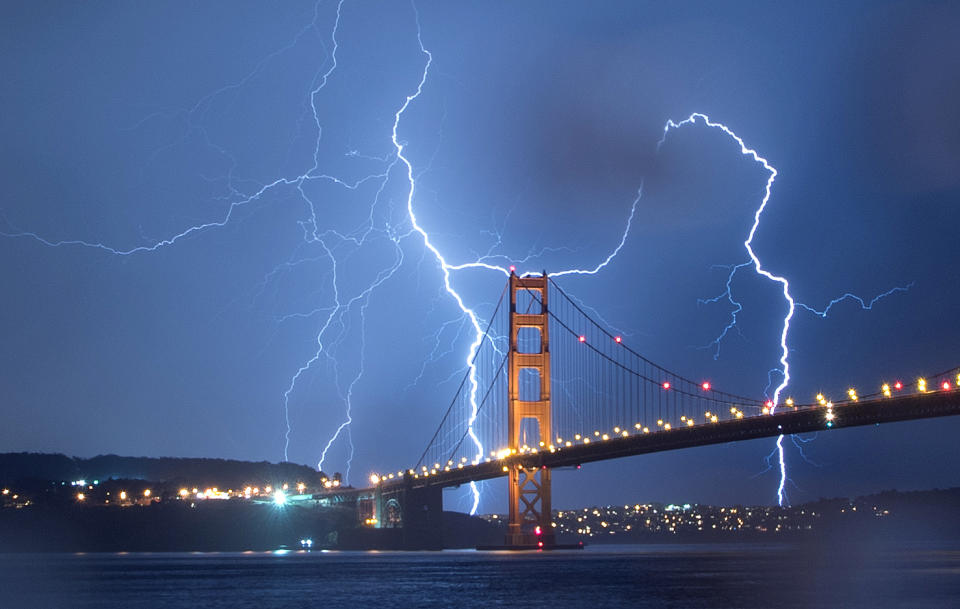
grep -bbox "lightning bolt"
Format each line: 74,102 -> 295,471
3,3 -> 913,515
659,113 -> 910,506
395,7 -> 649,512
0,0 -> 414,485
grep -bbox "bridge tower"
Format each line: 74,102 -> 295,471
506,272 -> 555,547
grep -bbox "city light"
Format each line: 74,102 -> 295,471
273,490 -> 287,506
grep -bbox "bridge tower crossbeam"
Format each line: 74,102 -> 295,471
506,272 -> 555,547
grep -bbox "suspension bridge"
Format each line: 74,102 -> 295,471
317,272 -> 960,549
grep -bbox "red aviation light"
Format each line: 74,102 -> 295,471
893,381 -> 903,391
701,382 -> 711,391
509,265 -> 516,273
662,381 -> 671,390
942,381 -> 952,391
578,335 -> 586,343
534,525 -> 542,536
614,336 -> 622,343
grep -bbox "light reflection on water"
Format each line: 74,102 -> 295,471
2,542 -> 958,608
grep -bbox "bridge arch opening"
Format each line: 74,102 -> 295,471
518,367 -> 542,402
514,286 -> 544,315
518,417 -> 543,449
516,327 -> 542,354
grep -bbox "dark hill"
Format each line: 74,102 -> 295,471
0,452 -> 327,488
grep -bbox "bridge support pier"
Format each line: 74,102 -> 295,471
349,482 -> 443,550
398,484 -> 444,550
505,272 -> 556,548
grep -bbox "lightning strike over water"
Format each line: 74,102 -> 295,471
1,3 -> 924,514
659,113 -> 910,505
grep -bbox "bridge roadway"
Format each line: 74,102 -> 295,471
352,391 -> 959,494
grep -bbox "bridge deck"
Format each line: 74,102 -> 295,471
368,391 -> 960,492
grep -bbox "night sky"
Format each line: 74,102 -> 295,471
2,1 -> 958,512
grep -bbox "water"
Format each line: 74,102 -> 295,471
2,543 -> 958,608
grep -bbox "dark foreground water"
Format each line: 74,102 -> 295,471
2,543 -> 958,608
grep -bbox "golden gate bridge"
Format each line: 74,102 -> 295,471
317,273 -> 960,550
